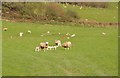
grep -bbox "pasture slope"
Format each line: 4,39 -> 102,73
0,21 -> 2,77
60,3 -> 118,22
2,21 -> 118,76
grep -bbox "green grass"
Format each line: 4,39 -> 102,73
60,3 -> 118,22
0,20 -> 2,77
2,21 -> 118,76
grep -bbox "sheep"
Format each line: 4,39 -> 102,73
64,5 -> 67,8
19,32 -> 23,37
80,6 -> 83,9
39,42 -> 49,51
66,33 -> 70,36
47,31 -> 50,34
58,32 -> 61,35
35,46 -> 40,52
47,45 -> 59,50
28,30 -> 31,34
5,20 -> 9,22
3,28 -> 8,31
102,32 -> 106,35
71,34 -> 76,37
85,19 -> 88,21
62,41 -> 72,50
73,5 -> 75,7
67,37 -> 70,39
55,40 -> 61,46
6,12 -> 9,14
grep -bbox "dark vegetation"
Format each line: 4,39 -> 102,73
2,2 -> 118,26
2,2 -> 79,22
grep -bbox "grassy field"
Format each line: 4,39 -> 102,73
60,3 -> 118,22
0,21 -> 2,77
2,21 -> 118,76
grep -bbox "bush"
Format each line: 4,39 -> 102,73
45,3 -> 66,20
2,2 -> 80,23
67,9 -> 79,19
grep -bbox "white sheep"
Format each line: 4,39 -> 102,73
47,31 -> 50,34
80,6 -> 83,9
66,33 -> 70,36
58,32 -> 61,35
5,20 -> 9,22
55,40 -> 61,46
67,37 -> 70,39
28,30 -> 31,34
3,28 -> 8,31
19,32 -> 23,37
64,5 -> 67,8
62,41 -> 72,50
71,34 -> 76,37
85,19 -> 88,21
39,42 -> 49,51
6,12 -> 9,14
102,32 -> 106,35
73,5 -> 75,7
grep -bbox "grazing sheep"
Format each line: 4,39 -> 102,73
64,5 -> 67,8
85,19 -> 88,21
5,20 -> 9,22
28,30 -> 31,34
39,42 -> 49,51
47,31 -> 50,33
62,41 -> 72,50
6,12 -> 9,14
71,34 -> 76,37
3,28 -> 8,31
73,5 -> 75,7
67,37 -> 70,39
66,33 -> 70,36
35,46 -> 40,52
55,40 -> 61,46
102,32 -> 106,35
58,32 -> 61,35
19,32 -> 23,37
80,6 -> 83,9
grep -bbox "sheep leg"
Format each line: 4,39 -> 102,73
65,48 -> 66,50
68,48 -> 69,50
35,47 -> 38,52
39,48 -> 41,52
38,48 -> 40,52
43,49 -> 45,52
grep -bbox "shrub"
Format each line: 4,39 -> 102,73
67,9 -> 79,19
45,3 -> 66,20
2,2 -> 80,23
